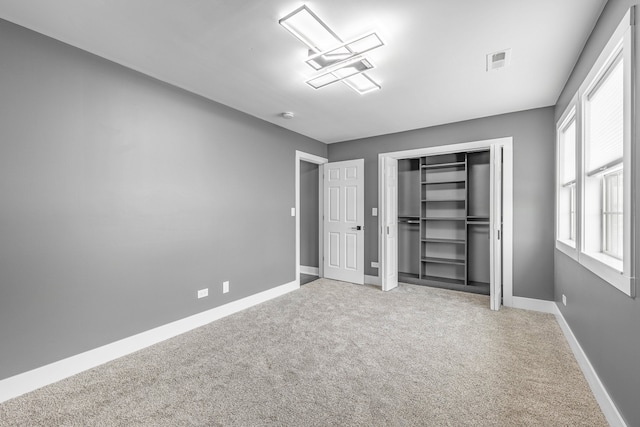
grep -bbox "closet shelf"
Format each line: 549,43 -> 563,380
421,199 -> 465,203
421,161 -> 466,170
421,180 -> 466,185
421,217 -> 466,221
420,275 -> 466,286
421,256 -> 466,265
421,238 -> 466,244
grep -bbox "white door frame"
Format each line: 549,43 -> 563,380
378,137 -> 514,307
295,151 -> 328,287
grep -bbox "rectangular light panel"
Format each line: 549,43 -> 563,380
306,33 -> 384,70
342,73 -> 381,94
306,57 -> 374,89
279,5 -> 341,53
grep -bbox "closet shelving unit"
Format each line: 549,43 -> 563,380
396,150 -> 491,294
419,153 -> 468,286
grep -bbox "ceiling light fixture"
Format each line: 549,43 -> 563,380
306,32 -> 384,70
279,5 -> 341,53
342,73 -> 381,94
306,57 -> 375,89
279,5 -> 383,95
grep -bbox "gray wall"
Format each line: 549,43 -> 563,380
300,161 -> 319,268
328,107 -> 556,300
554,0 -> 640,424
0,19 -> 327,380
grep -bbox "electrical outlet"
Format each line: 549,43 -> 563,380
562,294 -> 567,306
372,208 -> 378,217
223,281 -> 230,294
291,207 -> 296,217
197,288 -> 208,299
371,261 -> 379,268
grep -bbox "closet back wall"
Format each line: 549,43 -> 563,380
0,18 -> 327,380
328,107 -> 555,300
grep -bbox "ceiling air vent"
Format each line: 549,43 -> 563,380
487,49 -> 511,71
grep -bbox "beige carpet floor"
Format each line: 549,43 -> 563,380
0,279 -> 607,426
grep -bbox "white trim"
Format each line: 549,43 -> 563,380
295,151 -> 328,286
0,280 -> 299,404
378,137 -> 514,308
580,251 -> 631,295
300,265 -> 319,276
365,274 -> 381,286
501,142 -> 514,307
509,298 -> 627,426
555,97 -> 580,262
510,296 -> 557,314
554,306 -> 628,427
508,298 -> 627,426
379,137 -> 510,159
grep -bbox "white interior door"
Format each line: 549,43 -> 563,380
323,159 -> 365,284
380,157 -> 398,291
490,145 -> 503,310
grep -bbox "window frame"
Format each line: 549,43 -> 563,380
555,8 -> 635,297
555,102 -> 579,258
569,182 -> 576,242
602,166 -> 623,260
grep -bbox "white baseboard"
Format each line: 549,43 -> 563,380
508,296 -> 557,313
365,274 -> 381,286
1,284 -> 625,427
0,280 -> 299,404
300,265 -> 319,276
554,306 -> 627,427
505,296 -> 625,426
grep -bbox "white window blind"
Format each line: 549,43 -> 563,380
561,118 -> 576,185
586,56 -> 624,174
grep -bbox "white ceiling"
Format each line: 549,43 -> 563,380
0,0 -> 606,143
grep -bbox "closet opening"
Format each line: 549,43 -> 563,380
379,138 -> 512,310
397,151 -> 492,294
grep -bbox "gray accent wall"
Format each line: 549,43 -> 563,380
0,19 -> 327,380
554,0 -> 640,424
299,161 -> 319,268
328,107 -> 556,300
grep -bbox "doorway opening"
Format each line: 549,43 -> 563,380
295,151 -> 328,287
300,160 -> 320,285
379,138 -> 513,310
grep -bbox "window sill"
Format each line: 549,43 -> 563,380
580,251 -> 634,297
556,239 -> 578,260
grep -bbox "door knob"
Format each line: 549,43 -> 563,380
352,225 -> 364,231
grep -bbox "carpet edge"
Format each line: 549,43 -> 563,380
0,279 -> 299,403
